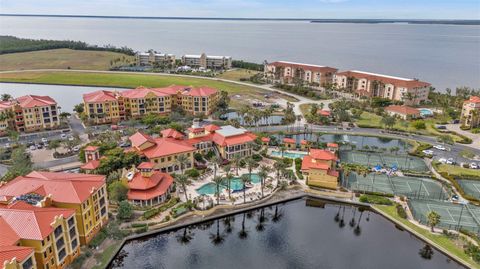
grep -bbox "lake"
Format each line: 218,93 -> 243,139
1,16 -> 479,91
109,198 -> 464,269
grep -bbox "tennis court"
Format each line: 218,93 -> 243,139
340,150 -> 429,172
345,172 -> 447,200
408,199 -> 480,232
457,179 -> 480,199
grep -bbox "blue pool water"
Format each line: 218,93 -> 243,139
196,173 -> 261,195
270,151 -> 307,159
419,108 -> 433,117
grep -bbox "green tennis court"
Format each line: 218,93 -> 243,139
408,199 -> 480,232
346,172 -> 447,200
340,150 -> 429,172
457,179 -> 480,199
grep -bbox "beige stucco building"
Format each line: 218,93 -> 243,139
264,61 -> 338,87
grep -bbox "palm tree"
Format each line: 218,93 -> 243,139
279,145 -> 287,158
240,174 -> 250,204
212,176 -> 223,205
427,211 -> 441,232
176,154 -> 190,174
174,174 -> 191,202
245,157 -> 257,183
1,94 -> 12,101
224,169 -> 234,200
258,165 -> 271,198
47,139 -> 61,154
212,155 -> 223,178
273,160 -> 286,179
233,155 -> 242,176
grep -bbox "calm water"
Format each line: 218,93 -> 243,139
1,17 -> 479,90
110,198 -> 464,269
222,111 -> 284,126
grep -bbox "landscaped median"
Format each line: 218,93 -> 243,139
374,204 -> 480,269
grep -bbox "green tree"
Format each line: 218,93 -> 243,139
258,165 -> 271,198
212,176 -> 223,205
437,134 -> 454,145
1,146 -> 33,181
174,174 -> 191,202
233,155 -> 242,176
427,211 -> 441,232
1,94 -> 12,101
117,201 -> 133,220
47,139 -> 61,153
108,181 -> 128,202
380,115 -> 396,130
240,174 -> 250,204
176,154 -> 190,174
411,120 -> 426,130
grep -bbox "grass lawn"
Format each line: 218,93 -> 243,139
216,68 -> 260,81
0,49 -> 134,71
299,103 -> 314,116
375,205 -> 478,268
0,70 -> 275,109
91,244 -> 120,269
435,164 -> 480,178
356,112 -> 464,142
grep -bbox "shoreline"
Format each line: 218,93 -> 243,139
105,190 -> 473,269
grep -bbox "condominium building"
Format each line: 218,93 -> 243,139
0,171 -> 108,246
334,70 -> 431,105
301,149 -> 339,189
82,86 -> 219,125
264,61 -> 338,86
461,96 -> 480,128
0,201 -> 80,269
181,53 -> 232,69
0,95 -> 61,134
136,51 -> 176,67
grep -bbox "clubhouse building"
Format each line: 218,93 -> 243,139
301,149 -> 339,189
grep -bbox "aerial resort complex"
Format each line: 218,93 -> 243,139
0,6 -> 479,268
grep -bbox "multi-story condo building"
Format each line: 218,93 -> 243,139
301,149 -> 339,189
181,53 -> 232,69
264,61 -> 338,87
461,96 -> 480,128
129,121 -> 256,172
0,171 -> 108,246
136,51 -> 176,67
0,201 -> 80,269
82,86 -> 219,125
334,70 -> 431,106
0,95 -> 60,134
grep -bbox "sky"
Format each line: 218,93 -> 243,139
0,0 -> 479,19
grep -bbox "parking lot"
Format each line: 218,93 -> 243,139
425,144 -> 479,170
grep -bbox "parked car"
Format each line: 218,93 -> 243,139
60,134 -> 67,139
422,150 -> 434,156
433,145 -> 447,151
35,144 -> 43,150
68,136 -> 74,141
73,146 -> 80,152
470,163 -> 479,169
452,119 -> 460,124
29,145 -> 36,151
446,158 -> 455,165
452,194 -> 459,201
438,158 -> 447,164
41,138 -> 48,143
4,143 -> 10,149
436,125 -> 447,130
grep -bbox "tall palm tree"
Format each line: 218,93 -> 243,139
1,94 -> 12,101
233,155 -> 242,176
240,174 -> 250,204
223,166 -> 234,200
273,160 -> 286,179
174,174 -> 191,202
258,165 -> 271,198
212,155 -> 223,178
279,145 -> 287,158
246,157 -> 257,183
212,176 -> 223,205
176,154 -> 190,174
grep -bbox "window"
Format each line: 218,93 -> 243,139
68,217 -> 75,228
58,249 -> 66,262
71,238 -> 78,250
22,257 -> 33,269
56,237 -> 65,249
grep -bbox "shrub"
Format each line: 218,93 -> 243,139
411,120 -> 426,130
117,201 -> 133,220
252,154 -> 263,162
396,204 -> 407,219
359,194 -> 393,205
185,168 -> 200,178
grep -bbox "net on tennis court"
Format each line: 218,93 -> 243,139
340,150 -> 429,172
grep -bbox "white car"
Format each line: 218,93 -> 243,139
470,163 -> 479,169
422,150 -> 434,156
438,158 -> 447,164
41,138 -> 48,143
433,145 -> 447,151
68,136 -> 74,141
4,143 -> 10,149
446,158 -> 455,165
29,145 -> 36,151
73,146 -> 80,152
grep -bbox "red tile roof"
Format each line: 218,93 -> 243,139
138,162 -> 154,169
261,137 -> 270,142
0,246 -> 34,266
0,171 -> 105,204
385,105 -> 420,115
212,132 -> 257,147
204,124 -> 221,132
84,145 -> 99,151
16,95 -> 57,108
336,71 -> 430,89
0,101 -> 12,112
318,110 -> 331,116
160,128 -> 185,139
269,61 -> 338,74
301,155 -> 331,170
465,96 -> 480,104
0,217 -> 20,246
182,87 -> 217,97
83,90 -> 117,103
187,127 -> 205,133
301,140 -> 308,145
327,143 -> 339,148
127,171 -> 173,200
122,87 -> 170,99
129,132 -> 156,149
81,160 -> 100,170
139,138 -> 196,159
283,138 -> 296,144
0,201 -> 75,240
309,149 -> 338,161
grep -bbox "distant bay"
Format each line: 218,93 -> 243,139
0,16 -> 479,91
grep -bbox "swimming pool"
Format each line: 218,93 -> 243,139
419,108 -> 433,117
196,173 -> 261,195
270,150 -> 307,159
